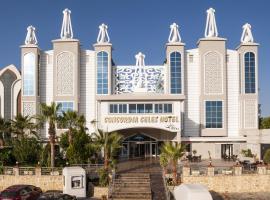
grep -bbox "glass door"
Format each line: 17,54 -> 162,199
151,143 -> 157,157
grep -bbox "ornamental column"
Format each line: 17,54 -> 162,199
21,25 -> 40,118
94,23 -> 113,95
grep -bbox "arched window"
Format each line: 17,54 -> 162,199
170,52 -> 181,94
97,51 -> 108,94
23,53 -> 35,96
245,52 -> 256,93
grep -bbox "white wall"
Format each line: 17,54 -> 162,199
227,50 -> 240,137
80,50 -> 96,134
184,49 -> 200,137
98,101 -> 182,133
40,51 -> 54,138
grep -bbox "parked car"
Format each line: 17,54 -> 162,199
37,191 -> 76,200
0,185 -> 42,200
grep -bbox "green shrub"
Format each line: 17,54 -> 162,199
160,153 -> 168,169
0,147 -> 15,165
263,149 -> 270,164
12,137 -> 41,165
98,168 -> 109,187
39,143 -> 65,167
241,149 -> 254,158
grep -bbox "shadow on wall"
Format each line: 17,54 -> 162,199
183,116 -> 202,137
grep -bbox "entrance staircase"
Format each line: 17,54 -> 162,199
109,158 -> 167,200
110,173 -> 152,200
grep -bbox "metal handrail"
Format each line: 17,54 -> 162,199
108,170 -> 116,200
162,172 -> 171,200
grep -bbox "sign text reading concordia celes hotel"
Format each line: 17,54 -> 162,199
104,116 -> 180,123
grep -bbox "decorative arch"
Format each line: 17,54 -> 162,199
0,64 -> 21,79
0,68 -> 18,119
11,79 -> 22,118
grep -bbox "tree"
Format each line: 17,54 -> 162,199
59,128 -> 95,164
59,110 -> 86,144
263,149 -> 270,164
39,102 -> 61,167
260,117 -> 270,129
0,117 -> 11,148
10,114 -> 38,139
160,142 -> 186,184
92,129 -> 123,170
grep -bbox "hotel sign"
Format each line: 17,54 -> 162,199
104,115 -> 180,124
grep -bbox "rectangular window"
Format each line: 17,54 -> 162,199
205,101 -> 223,128
137,104 -> 145,113
145,104 -> 153,113
119,104 -> 127,113
164,104 -> 172,113
109,103 -> 172,114
57,102 -> 74,116
129,104 -> 136,113
189,54 -> 193,63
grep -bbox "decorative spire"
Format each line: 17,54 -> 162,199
97,23 -> 110,44
168,23 -> 181,43
60,8 -> 73,39
25,25 -> 38,45
204,8 -> 218,38
241,23 -> 254,43
135,52 -> 145,66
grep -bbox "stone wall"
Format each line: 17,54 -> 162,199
0,175 -> 63,192
181,166 -> 270,193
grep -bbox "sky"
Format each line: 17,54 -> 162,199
0,0 -> 269,116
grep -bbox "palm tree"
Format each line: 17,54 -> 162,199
39,102 -> 61,168
0,117 -> 11,148
10,114 -> 38,139
92,129 -> 123,170
59,110 -> 86,144
160,142 -> 186,184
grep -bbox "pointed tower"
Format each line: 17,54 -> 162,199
237,23 -> 259,131
94,23 -> 113,95
52,8 -> 80,111
165,22 -> 185,95
198,8 -> 228,137
21,25 -> 40,118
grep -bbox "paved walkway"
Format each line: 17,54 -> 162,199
116,158 -> 167,200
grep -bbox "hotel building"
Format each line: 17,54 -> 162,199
0,8 -> 264,159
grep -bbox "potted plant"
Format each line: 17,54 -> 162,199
192,150 -> 197,156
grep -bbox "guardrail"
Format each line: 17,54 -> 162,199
41,167 -> 63,175
19,167 -> 36,175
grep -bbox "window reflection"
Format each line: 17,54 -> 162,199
245,52 -> 256,93
170,52 -> 181,94
23,53 -> 35,96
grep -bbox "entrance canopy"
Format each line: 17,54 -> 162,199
124,133 -> 156,142
118,127 -> 177,141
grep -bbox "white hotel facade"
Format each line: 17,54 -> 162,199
0,8 -> 264,159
